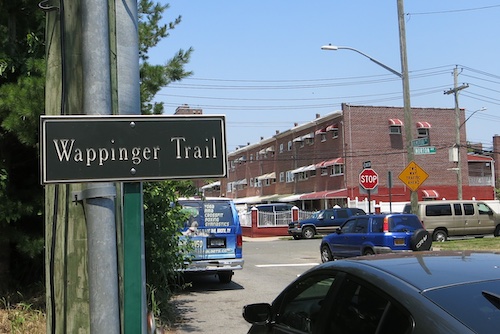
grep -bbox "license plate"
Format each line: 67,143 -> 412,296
394,238 -> 406,246
208,238 -> 226,248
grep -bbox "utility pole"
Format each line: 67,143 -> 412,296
397,0 -> 417,213
444,66 -> 469,200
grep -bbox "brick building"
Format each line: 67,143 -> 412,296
201,104 -> 495,209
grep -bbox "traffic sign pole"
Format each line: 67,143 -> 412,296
359,168 -> 379,214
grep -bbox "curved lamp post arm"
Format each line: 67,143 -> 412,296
321,44 -> 403,78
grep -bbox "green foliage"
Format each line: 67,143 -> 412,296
143,180 -> 197,319
0,1 -> 46,283
139,0 -> 193,115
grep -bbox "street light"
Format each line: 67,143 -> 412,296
454,107 -> 487,199
321,45 -> 403,78
321,43 -> 417,211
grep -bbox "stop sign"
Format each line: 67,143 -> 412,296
359,168 -> 379,190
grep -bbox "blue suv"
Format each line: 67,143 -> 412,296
320,213 -> 432,262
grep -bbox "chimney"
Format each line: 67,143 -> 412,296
316,113 -> 320,119
275,130 -> 280,135
294,122 -> 298,127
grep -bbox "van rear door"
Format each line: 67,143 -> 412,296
476,202 -> 497,235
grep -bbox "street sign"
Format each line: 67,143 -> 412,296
363,160 -> 371,169
411,137 -> 429,147
359,168 -> 379,190
398,161 -> 429,191
40,115 -> 227,184
414,146 -> 436,155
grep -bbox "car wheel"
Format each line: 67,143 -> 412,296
302,227 -> 315,239
321,244 -> 333,263
363,248 -> 374,256
218,272 -> 233,284
432,229 -> 447,242
411,229 -> 432,251
292,235 -> 301,240
494,225 -> 500,237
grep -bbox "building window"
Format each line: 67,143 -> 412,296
298,171 -> 308,181
320,133 -> 327,142
321,167 -> 328,176
250,154 -> 253,161
330,164 -> 344,176
257,178 -> 263,187
310,169 -> 317,177
227,183 -> 232,193
250,178 -> 254,187
287,141 -> 292,151
279,143 -> 284,153
331,129 -> 339,138
286,171 -> 294,183
279,172 -> 285,183
417,128 -> 429,138
389,126 -> 402,134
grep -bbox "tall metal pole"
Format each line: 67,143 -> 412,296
397,0 -> 417,213
81,0 -> 120,332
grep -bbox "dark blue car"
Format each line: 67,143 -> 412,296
320,213 -> 432,262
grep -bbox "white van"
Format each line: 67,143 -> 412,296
402,200 -> 500,241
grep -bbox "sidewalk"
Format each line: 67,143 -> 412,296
242,236 -> 284,242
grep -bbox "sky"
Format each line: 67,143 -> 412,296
148,1 -> 500,153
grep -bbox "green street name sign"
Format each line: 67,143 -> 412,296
411,137 -> 429,147
414,146 -> 436,155
40,115 -> 227,184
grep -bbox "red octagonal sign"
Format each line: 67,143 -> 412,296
359,168 -> 379,190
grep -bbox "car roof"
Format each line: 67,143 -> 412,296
345,213 -> 417,219
320,251 -> 500,291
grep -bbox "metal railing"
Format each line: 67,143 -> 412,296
238,209 -> 316,228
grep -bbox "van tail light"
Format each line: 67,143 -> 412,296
237,234 -> 243,248
383,217 -> 389,232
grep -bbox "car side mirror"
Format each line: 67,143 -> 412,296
242,303 -> 271,325
336,227 -> 342,234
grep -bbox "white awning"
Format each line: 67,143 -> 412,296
256,172 -> 276,181
234,179 -> 248,185
201,181 -> 221,189
291,164 -> 316,174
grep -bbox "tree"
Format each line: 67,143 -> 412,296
139,0 -> 193,115
0,0 -> 46,293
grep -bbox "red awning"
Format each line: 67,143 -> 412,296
326,124 -> 339,131
315,157 -> 344,168
416,121 -> 432,129
422,189 -> 439,198
467,154 -> 493,162
324,189 -> 348,198
315,128 -> 326,135
299,189 -> 348,200
388,118 -> 403,126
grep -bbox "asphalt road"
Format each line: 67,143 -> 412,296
169,237 -> 323,334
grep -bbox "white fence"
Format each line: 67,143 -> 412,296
238,209 -> 315,228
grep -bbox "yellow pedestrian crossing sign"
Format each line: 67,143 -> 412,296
398,161 -> 429,191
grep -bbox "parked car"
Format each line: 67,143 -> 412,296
288,207 -> 365,239
403,200 -> 500,241
320,213 -> 432,262
178,197 -> 244,283
243,251 -> 500,334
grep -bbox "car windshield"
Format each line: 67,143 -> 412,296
310,211 -> 323,219
424,280 -> 500,333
